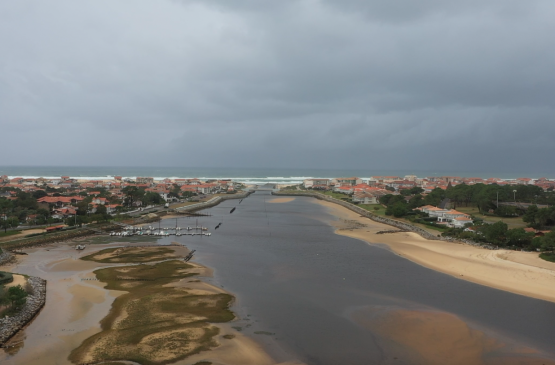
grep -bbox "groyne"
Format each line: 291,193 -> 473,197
272,191 -> 441,240
174,191 -> 253,213
0,276 -> 47,346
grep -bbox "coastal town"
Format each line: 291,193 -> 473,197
298,175 -> 555,253
0,175 -> 243,230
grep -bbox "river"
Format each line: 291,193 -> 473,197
2,191 -> 555,364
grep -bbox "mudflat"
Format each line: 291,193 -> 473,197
0,242 -> 282,365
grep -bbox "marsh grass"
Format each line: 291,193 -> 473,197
81,246 -> 179,263
70,256 -> 234,365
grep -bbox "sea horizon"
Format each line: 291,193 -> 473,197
0,165 -> 553,185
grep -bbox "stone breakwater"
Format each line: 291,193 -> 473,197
175,191 -> 254,213
0,276 -> 47,346
272,191 -> 440,240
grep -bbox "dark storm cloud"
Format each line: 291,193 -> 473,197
1,0 -> 554,172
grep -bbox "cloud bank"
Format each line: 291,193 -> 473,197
1,0 -> 553,173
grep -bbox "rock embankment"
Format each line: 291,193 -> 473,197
0,276 -> 47,346
0,251 -> 15,266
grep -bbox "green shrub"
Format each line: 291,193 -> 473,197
0,271 -> 14,285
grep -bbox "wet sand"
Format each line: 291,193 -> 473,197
0,240 -> 288,365
316,199 -> 555,303
351,306 -> 555,365
267,197 -> 296,204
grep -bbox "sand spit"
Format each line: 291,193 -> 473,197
316,199 -> 555,304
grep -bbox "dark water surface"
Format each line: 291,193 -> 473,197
159,192 -> 555,364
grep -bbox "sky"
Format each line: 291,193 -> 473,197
1,0 -> 554,173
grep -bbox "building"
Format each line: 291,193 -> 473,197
352,192 -> 379,204
303,179 -> 331,188
136,177 -> 154,185
331,177 -> 363,186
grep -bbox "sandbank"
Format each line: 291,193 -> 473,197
316,199 -> 555,303
267,197 -> 295,204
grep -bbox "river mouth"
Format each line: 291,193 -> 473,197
3,192 -> 555,365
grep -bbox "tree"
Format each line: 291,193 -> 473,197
523,205 -> 539,229
390,202 -> 408,218
407,194 -> 424,209
143,192 -> 163,206
479,221 -> 508,246
8,284 -> 28,309
32,190 -> 47,200
0,198 -> 14,233
506,228 -> 534,247
536,208 -> 552,229
532,231 -> 555,252
122,186 -> 144,207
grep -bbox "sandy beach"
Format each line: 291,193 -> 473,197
316,199 -> 555,304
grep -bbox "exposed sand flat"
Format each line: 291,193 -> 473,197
5,274 -> 27,288
316,199 -> 555,304
178,324 -> 277,365
68,284 -> 105,322
267,197 -> 295,204
351,306 -> 555,365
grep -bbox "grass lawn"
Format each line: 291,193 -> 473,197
321,191 -> 351,200
456,206 -> 527,229
358,204 -> 387,216
0,230 -> 21,238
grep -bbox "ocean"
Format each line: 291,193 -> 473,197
0,166 -> 550,185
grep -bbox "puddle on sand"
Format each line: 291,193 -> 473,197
350,306 -> 555,365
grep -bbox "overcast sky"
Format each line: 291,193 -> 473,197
1,0 -> 554,172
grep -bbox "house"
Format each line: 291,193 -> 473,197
352,192 -> 379,204
451,216 -> 474,228
180,185 -> 198,193
331,177 -> 363,186
53,207 -> 77,218
368,176 -> 402,184
136,177 -> 154,185
334,186 -> 354,194
106,204 -> 121,214
303,179 -> 331,188
92,197 -> 108,205
37,196 -> 84,209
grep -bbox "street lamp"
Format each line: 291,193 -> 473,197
513,190 -> 517,203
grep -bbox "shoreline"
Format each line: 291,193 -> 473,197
315,199 -> 555,304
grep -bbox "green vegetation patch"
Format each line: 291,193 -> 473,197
70,258 -> 235,365
0,230 -> 21,238
540,253 -> 555,263
81,246 -> 179,264
0,271 -> 13,285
